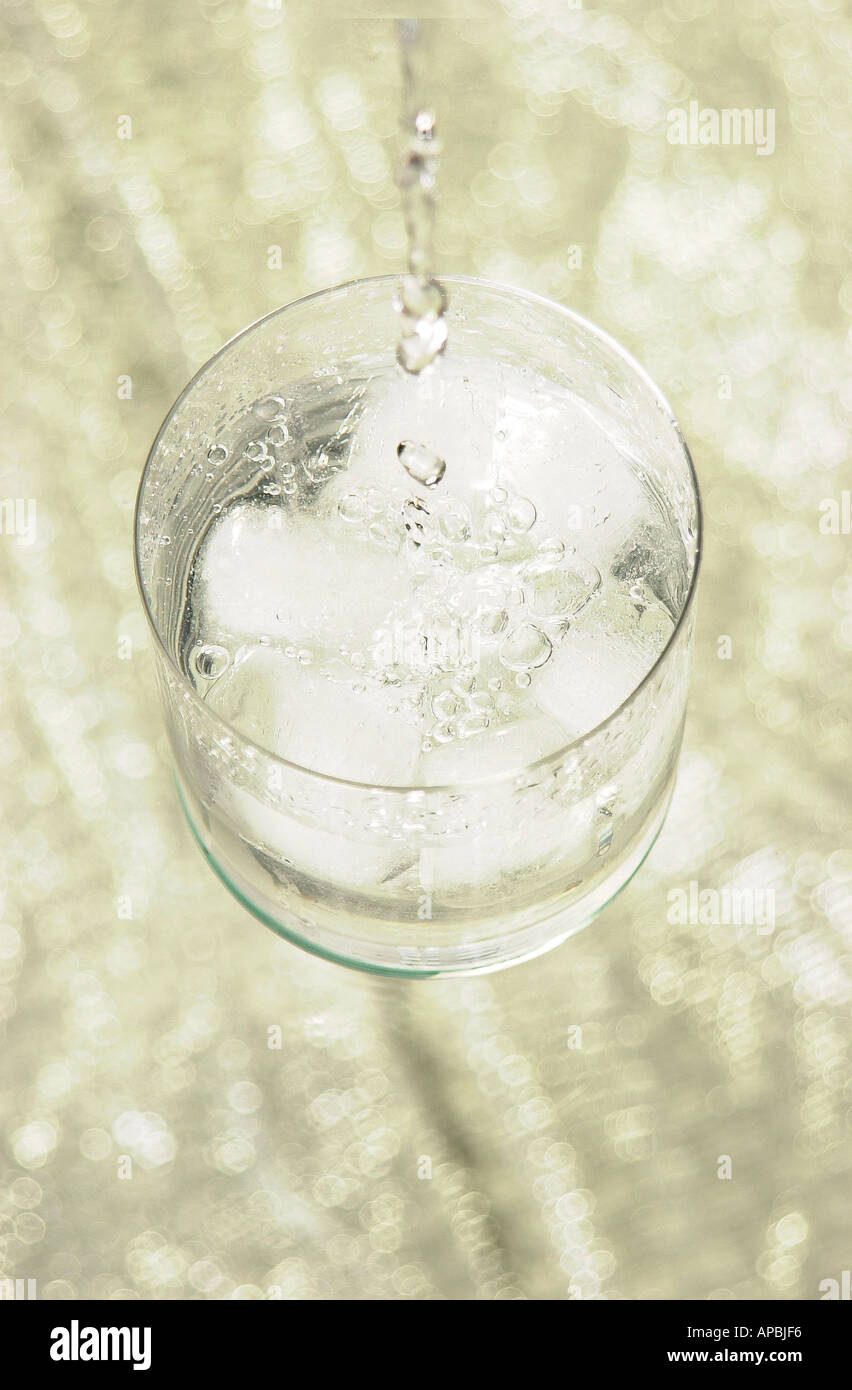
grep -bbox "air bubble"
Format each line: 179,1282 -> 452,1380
458,713 -> 489,738
207,445 -> 228,466
536,537 -> 565,565
266,424 -> 289,447
499,622 -> 553,671
506,496 -> 537,533
479,607 -> 508,638
437,502 -> 471,544
254,395 -> 287,422
191,643 -> 230,682
515,671 -> 532,688
432,689 -> 459,720
488,486 -> 508,506
527,561 -> 601,619
369,518 -> 399,549
338,493 -> 365,524
397,440 -> 446,487
245,440 -> 267,462
402,497 -> 433,543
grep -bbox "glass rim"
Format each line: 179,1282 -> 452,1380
133,272 -> 703,795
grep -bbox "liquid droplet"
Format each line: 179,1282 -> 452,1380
499,622 -> 553,671
397,315 -> 448,373
398,440 -> 446,487
397,274 -> 446,320
415,107 -> 436,139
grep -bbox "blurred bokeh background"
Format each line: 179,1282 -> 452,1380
1,0 -> 850,1299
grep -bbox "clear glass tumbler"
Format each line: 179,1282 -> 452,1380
134,276 -> 701,976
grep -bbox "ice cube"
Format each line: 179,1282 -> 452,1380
210,780 -> 415,892
208,645 -> 422,787
415,711 -> 568,786
194,502 -> 404,654
412,717 -> 595,890
324,357 -> 500,504
611,522 -> 688,619
532,590 -> 671,740
494,377 -> 623,538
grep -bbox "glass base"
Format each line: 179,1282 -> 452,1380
175,774 -> 674,978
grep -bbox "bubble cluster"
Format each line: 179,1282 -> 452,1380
324,465 -> 608,751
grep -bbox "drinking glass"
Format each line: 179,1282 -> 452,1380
134,275 -> 701,976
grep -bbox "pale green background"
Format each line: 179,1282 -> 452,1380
0,0 -> 850,1299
